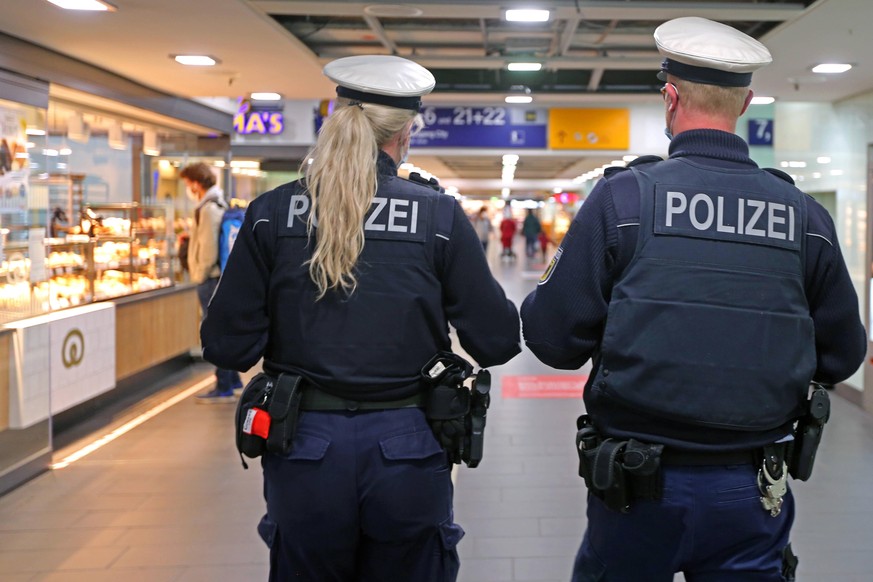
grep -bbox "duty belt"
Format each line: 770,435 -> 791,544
660,448 -> 757,466
300,388 -> 426,411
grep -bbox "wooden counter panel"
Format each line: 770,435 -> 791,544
115,288 -> 199,381
0,333 -> 9,432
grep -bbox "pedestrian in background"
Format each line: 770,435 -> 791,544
180,162 -> 242,403
499,209 -> 517,260
201,55 -> 520,581
521,17 -> 865,581
522,208 -> 541,258
472,206 -> 491,252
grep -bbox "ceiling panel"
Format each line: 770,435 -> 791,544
0,0 -> 869,199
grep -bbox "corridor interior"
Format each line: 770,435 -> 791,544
0,237 -> 872,582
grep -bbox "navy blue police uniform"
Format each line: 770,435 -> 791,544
202,149 -> 521,581
523,16 -> 867,580
521,128 -> 866,580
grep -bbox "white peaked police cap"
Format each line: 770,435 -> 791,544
323,55 -> 435,111
654,17 -> 772,87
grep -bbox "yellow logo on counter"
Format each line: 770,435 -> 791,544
62,328 -> 85,368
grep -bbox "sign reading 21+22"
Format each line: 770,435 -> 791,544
410,106 -> 547,148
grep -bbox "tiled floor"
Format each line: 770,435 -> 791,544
1,239 -> 872,581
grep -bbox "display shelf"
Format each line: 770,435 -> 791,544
0,203 -> 173,325
84,203 -> 172,299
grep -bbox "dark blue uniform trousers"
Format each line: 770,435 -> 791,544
572,464 -> 794,581
259,407 -> 464,581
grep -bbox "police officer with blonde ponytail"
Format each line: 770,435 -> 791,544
522,18 -> 865,581
201,55 -> 520,581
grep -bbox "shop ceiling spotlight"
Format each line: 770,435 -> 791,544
173,55 -> 219,67
812,63 -> 852,74
750,96 -> 775,105
46,0 -> 116,10
250,92 -> 282,101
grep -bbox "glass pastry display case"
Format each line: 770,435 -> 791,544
81,203 -> 173,300
0,204 -> 174,325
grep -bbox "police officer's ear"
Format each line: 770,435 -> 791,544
662,83 -> 679,112
739,89 -> 754,116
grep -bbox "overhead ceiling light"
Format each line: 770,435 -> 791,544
26,128 -> 46,136
812,63 -> 852,74
173,55 -> 219,66
501,187 -> 511,197
364,4 -> 423,17
817,156 -> 831,164
508,62 -> 542,72
750,96 -> 775,105
46,0 -> 116,10
505,9 -> 550,22
505,95 -> 533,104
250,92 -> 282,101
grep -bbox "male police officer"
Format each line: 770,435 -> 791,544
521,17 -> 866,581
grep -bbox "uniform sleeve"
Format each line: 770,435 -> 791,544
520,181 -> 619,369
804,210 -> 867,384
442,201 -> 521,367
200,199 -> 272,372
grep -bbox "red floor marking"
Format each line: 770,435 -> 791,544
502,375 -> 587,398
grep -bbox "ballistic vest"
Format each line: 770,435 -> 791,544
591,158 -> 815,430
263,172 -> 456,398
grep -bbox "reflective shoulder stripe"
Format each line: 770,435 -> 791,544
252,218 -> 270,231
806,232 -> 833,247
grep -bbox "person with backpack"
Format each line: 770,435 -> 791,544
180,161 -> 243,403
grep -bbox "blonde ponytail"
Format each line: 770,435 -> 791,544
301,99 -> 419,299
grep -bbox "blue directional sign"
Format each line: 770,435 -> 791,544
411,106 -> 548,148
748,118 -> 774,146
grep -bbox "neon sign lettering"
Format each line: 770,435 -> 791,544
234,99 -> 285,135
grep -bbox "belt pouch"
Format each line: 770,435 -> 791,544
575,415 -> 600,488
235,373 -> 273,460
621,439 -> 664,501
266,374 -> 304,455
591,439 -> 630,513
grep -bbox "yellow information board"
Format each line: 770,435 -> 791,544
548,108 -> 630,150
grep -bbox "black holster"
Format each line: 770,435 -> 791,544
575,415 -> 664,513
788,384 -> 830,481
421,352 -> 490,468
234,372 -> 303,469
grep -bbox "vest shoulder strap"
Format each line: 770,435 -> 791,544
604,155 -> 663,178
763,167 -> 795,185
406,172 -> 445,193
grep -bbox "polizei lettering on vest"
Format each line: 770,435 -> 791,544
664,191 -> 795,242
288,194 -> 418,234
